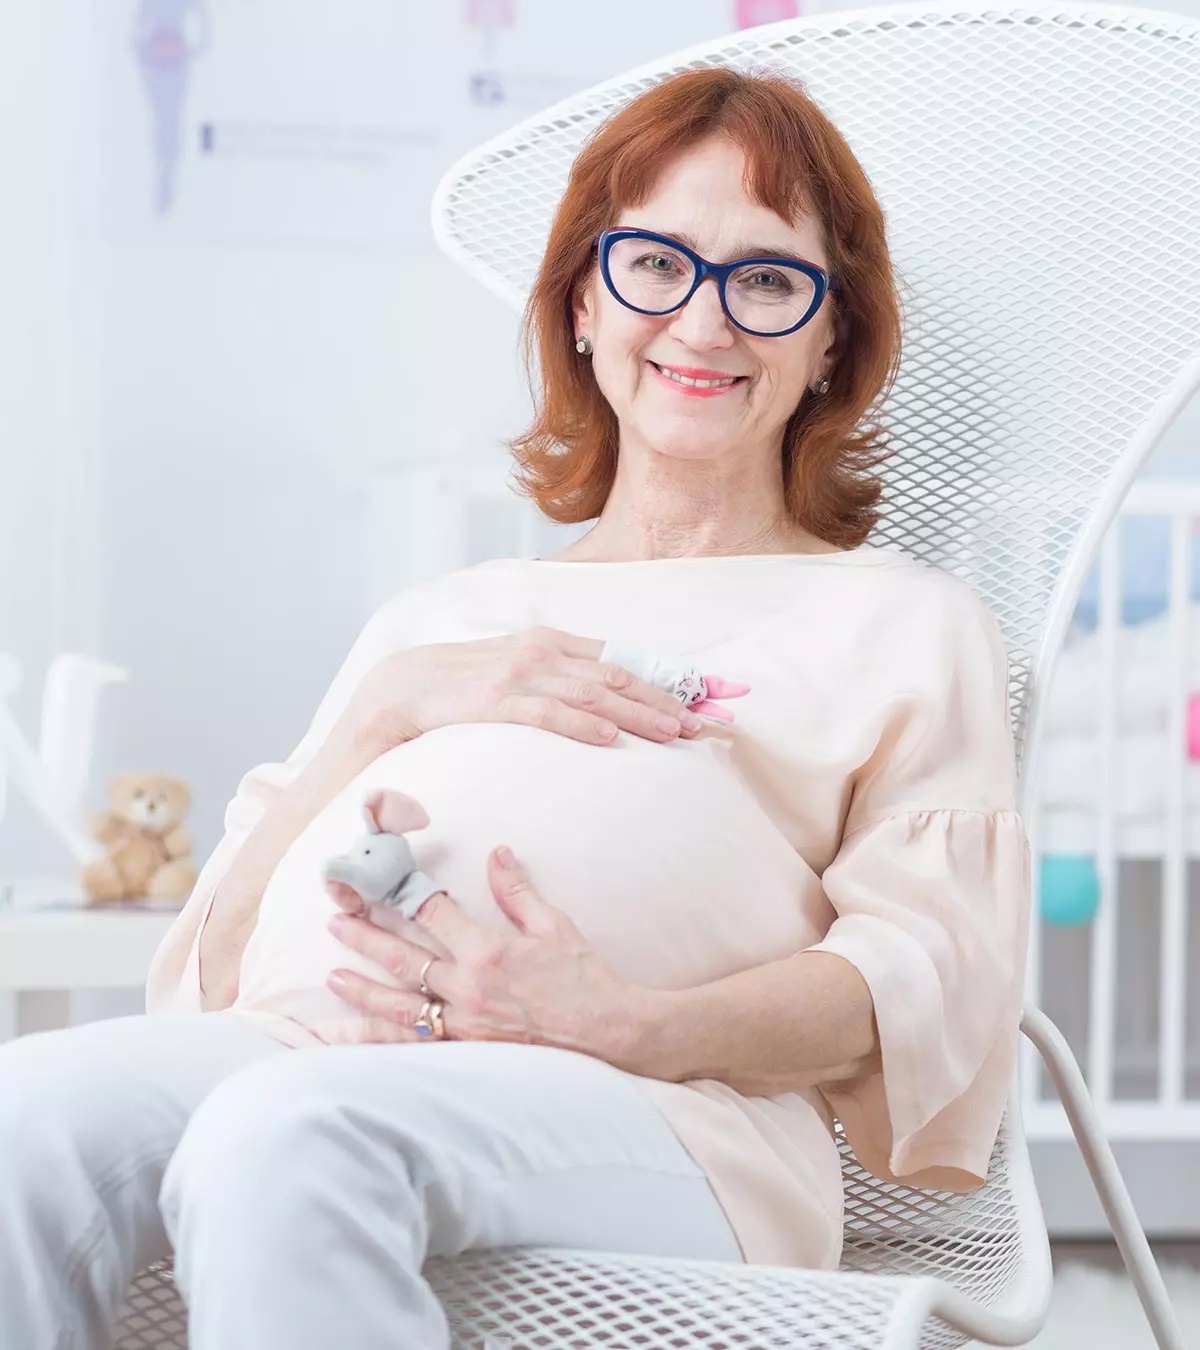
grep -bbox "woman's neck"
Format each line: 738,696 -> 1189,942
542,524 -> 841,564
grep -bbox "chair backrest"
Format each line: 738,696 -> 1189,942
836,1110 -> 1052,1346
431,0 -> 1200,811
431,4 -> 1200,1336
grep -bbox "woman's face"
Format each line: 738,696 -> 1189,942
573,136 -> 841,466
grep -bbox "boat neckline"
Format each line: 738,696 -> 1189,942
482,542 -> 903,567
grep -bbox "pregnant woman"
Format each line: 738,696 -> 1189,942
0,66 -> 1031,1350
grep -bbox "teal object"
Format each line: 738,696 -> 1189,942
1039,854 -> 1100,926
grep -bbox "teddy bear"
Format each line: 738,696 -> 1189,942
79,771 -> 197,904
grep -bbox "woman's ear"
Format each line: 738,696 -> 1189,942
572,277 -> 596,346
817,308 -> 850,384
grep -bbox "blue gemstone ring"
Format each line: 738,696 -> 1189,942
414,998 -> 446,1040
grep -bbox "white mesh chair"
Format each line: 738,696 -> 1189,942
116,3 -> 1198,1346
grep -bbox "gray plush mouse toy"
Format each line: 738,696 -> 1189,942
323,789 -> 444,921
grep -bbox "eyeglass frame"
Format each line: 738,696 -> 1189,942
592,227 -> 841,338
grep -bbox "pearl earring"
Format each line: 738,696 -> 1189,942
575,335 -> 593,356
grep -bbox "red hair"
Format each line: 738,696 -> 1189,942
506,66 -> 905,547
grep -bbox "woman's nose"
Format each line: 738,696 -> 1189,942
667,276 -> 735,348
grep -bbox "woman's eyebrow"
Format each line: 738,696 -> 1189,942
663,229 -> 808,262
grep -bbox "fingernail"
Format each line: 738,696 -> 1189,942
327,971 -> 347,990
655,714 -> 681,735
496,845 -> 517,869
680,711 -> 703,731
327,914 -> 347,933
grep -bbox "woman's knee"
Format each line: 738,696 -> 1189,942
0,1025 -> 139,1176
0,1025 -> 166,1238
0,1038 -> 75,1199
159,1050 -> 418,1232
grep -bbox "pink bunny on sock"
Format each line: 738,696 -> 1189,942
684,672 -> 753,722
598,639 -> 751,724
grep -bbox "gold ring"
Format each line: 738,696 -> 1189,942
418,955 -> 437,997
414,998 -> 447,1040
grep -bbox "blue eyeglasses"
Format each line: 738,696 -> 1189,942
593,228 -> 840,338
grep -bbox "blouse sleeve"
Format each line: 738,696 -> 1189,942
804,585 -> 1032,1191
144,588 -> 420,1015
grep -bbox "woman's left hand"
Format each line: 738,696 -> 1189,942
323,847 -> 658,1072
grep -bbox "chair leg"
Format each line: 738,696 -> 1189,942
1020,1003 -> 1185,1350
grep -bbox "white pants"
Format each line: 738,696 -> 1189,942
0,1012 -> 742,1349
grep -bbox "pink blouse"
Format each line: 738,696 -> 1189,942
144,542 -> 1031,1270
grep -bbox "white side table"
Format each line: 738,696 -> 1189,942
0,907 -> 178,1040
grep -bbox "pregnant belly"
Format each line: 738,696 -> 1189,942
233,724 -> 813,1035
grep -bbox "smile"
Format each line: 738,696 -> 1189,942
649,361 -> 748,394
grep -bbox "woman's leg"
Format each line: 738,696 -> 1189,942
161,1039 -> 743,1350
0,1012 -> 285,1350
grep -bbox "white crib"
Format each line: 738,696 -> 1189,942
372,456 -> 1200,1156
1023,478 -> 1200,1148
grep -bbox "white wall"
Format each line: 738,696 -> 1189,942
94,244 -> 536,877
0,5 -> 550,881
0,4 -> 107,875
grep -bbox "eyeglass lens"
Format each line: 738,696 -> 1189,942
606,236 -> 817,333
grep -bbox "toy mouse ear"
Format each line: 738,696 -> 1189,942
363,788 -> 431,835
362,796 -> 385,833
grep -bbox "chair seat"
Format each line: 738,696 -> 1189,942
424,1248 -> 945,1350
115,1119 -> 1026,1350
115,1251 -> 959,1350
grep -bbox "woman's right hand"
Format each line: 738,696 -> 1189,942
348,626 -> 706,753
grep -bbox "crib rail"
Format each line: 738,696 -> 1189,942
1022,478 -> 1200,1139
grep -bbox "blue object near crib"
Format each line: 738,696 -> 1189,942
1039,853 -> 1101,926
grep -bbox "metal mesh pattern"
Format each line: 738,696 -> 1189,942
113,1257 -> 922,1350
423,1253 -> 916,1350
839,1116 -> 1016,1279
431,0 -> 1200,789
114,1260 -> 188,1349
837,1116 -> 1022,1348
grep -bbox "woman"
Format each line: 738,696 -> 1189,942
0,67 -> 1030,1349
